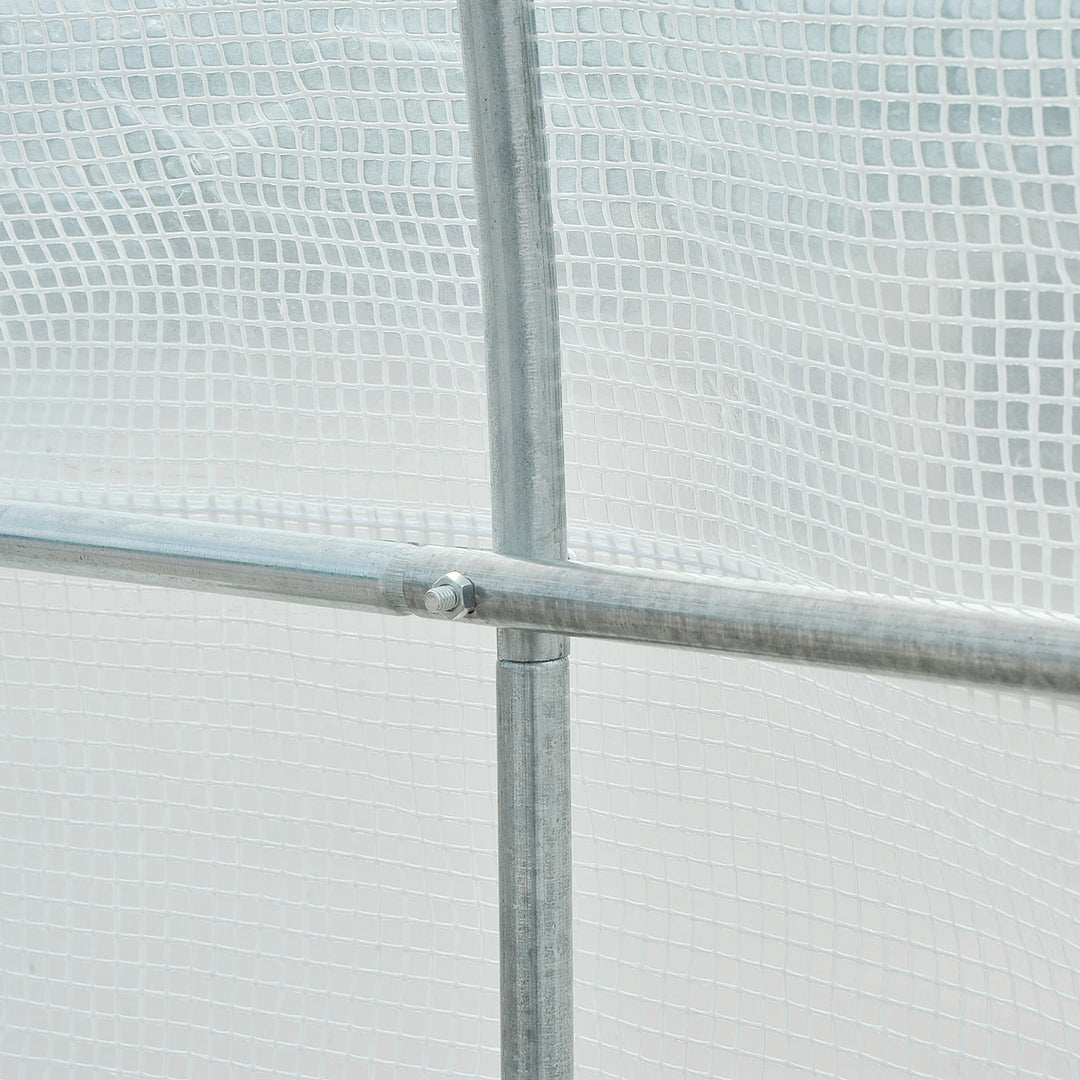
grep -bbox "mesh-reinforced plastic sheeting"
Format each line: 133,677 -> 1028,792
571,642 -> 1080,1079
0,0 -> 488,544
2,0 -> 1080,1076
0,575 -> 502,1077
546,2 -> 1080,608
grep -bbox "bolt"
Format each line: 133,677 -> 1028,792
424,584 -> 460,614
423,571 -> 476,620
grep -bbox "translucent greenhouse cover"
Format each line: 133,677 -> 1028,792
1,0 -> 1079,1076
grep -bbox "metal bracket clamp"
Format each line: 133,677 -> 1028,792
423,571 -> 477,620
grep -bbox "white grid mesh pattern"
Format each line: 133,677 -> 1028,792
571,642 -> 1080,1078
0,572 -> 502,1078
0,0 -> 488,543
546,1 -> 1080,608
2,0 -> 1080,1076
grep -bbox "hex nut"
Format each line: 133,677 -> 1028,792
423,571 -> 476,620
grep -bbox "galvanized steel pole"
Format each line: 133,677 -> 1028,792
458,3 -> 573,1079
3,501 -> 1080,695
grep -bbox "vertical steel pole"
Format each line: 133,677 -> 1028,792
457,2 -> 572,1079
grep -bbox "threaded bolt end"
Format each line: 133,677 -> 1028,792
424,584 -> 460,614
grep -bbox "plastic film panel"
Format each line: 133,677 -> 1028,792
543,1 -> 1080,610
0,571 -> 501,1078
0,0 -> 488,545
571,639 -> 1080,1079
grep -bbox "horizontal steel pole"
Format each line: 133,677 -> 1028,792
0,501 -> 413,614
1,500 -> 1079,694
